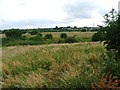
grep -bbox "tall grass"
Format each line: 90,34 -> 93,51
2,42 -> 119,88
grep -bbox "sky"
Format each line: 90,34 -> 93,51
0,0 -> 119,30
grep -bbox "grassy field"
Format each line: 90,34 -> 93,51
2,32 -> 96,46
41,32 -> 95,38
1,32 -> 96,38
2,42 -> 109,88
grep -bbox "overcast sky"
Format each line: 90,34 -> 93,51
0,0 -> 119,29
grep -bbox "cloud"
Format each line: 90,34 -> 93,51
0,0 -> 119,29
63,0 -> 108,20
0,19 -> 61,29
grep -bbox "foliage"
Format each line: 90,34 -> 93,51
44,34 -> 53,39
102,9 -> 120,55
92,27 -> 106,42
60,33 -> 67,38
2,43 -> 105,88
29,30 -> 38,35
30,33 -> 43,41
92,74 -> 120,89
5,29 -> 23,38
64,35 -> 77,43
2,32 -> 94,46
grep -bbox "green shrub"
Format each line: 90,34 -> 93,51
64,36 -> 77,43
44,34 -> 53,39
92,32 -> 101,41
29,30 -> 38,35
81,29 -> 86,32
92,30 -> 106,42
30,33 -> 43,41
60,33 -> 67,38
5,29 -> 23,38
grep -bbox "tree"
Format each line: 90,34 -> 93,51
101,9 -> 120,66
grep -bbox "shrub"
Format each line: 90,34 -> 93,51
29,30 -> 38,35
30,33 -> 43,41
64,36 -> 77,43
92,28 -> 106,42
101,9 -> 120,68
5,29 -> 22,38
81,29 -> 86,32
60,33 -> 67,38
44,34 -> 53,39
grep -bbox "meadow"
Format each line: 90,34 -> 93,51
2,32 -> 96,46
2,42 -> 119,88
1,32 -> 120,88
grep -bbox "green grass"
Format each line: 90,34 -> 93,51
2,42 -> 109,88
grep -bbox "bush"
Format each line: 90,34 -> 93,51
92,28 -> 106,42
101,9 -> 120,68
44,34 -> 53,39
64,36 -> 77,43
5,29 -> 23,38
29,30 -> 38,35
81,29 -> 86,32
60,33 -> 67,38
92,32 -> 102,41
30,33 -> 43,41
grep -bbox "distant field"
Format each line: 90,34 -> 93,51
1,32 -> 96,38
2,42 -> 106,88
41,32 -> 96,38
2,32 -> 96,46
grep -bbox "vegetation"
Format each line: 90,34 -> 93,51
60,33 -> 67,38
1,8 -> 120,89
29,30 -> 38,35
2,32 -> 95,46
2,43 -> 120,88
44,34 -> 53,39
103,9 -> 120,61
5,29 -> 23,38
92,9 -> 120,69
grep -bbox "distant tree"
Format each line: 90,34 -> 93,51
54,26 -> 59,30
74,26 -> 77,28
60,33 -> 67,38
81,29 -> 86,32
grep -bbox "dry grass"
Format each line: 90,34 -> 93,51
1,32 -> 95,38
2,42 -> 106,88
41,32 -> 95,38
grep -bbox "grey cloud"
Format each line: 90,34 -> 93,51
0,19 -> 61,29
64,1 -> 107,19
